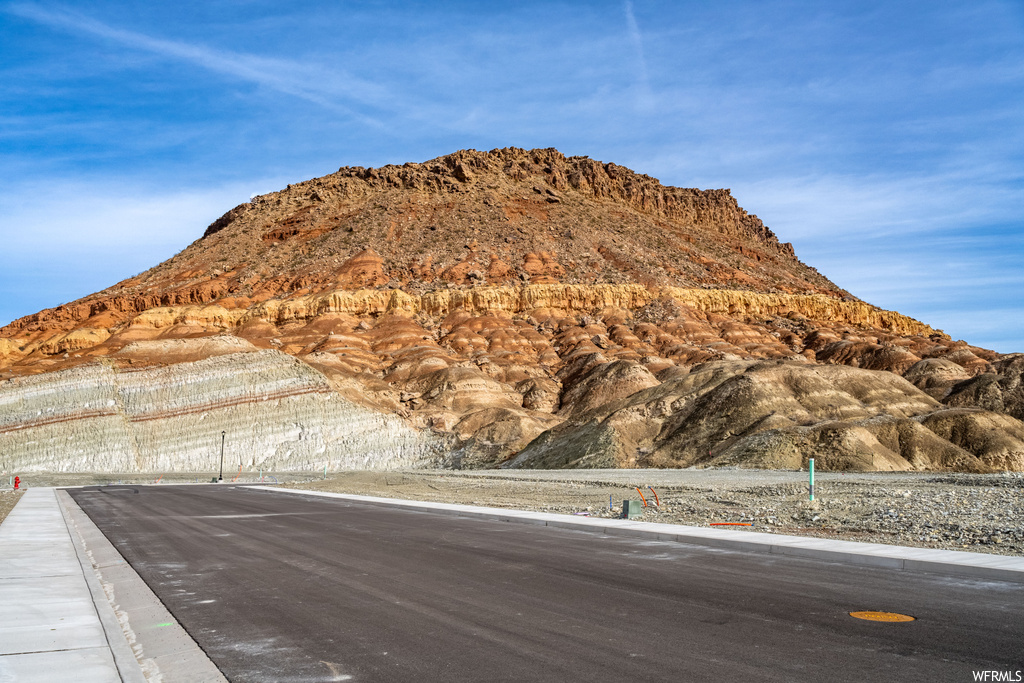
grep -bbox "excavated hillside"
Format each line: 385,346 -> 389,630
1,147 -> 1021,473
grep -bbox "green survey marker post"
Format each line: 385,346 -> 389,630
809,457 -> 815,501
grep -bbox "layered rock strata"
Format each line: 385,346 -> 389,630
0,147 -> 1019,473
0,350 -> 442,473
0,284 -> 941,370
3,147 -> 851,372
505,360 -> 1024,473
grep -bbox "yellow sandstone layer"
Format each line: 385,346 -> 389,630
144,285 -> 940,335
5,285 -> 942,361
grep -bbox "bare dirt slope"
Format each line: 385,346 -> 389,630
0,490 -> 23,526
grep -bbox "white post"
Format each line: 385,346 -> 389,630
809,458 -> 815,501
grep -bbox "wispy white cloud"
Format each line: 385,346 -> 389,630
0,177 -> 291,252
705,169 -> 1024,353
812,255 -> 1024,352
5,3 -> 389,126
1,1 -> 1020,354
797,225 -> 1024,352
732,172 -> 1021,241
900,307 -> 1024,351
0,177 -> 291,325
623,1 -> 654,110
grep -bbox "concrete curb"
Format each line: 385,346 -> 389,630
58,488 -> 228,683
0,489 -> 132,682
56,491 -> 148,683
252,486 -> 1024,584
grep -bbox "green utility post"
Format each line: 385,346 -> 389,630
809,457 -> 815,501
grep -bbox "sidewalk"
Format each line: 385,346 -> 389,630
0,488 -> 144,682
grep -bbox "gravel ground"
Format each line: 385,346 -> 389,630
4,473 -> 247,488
290,469 -> 1024,557
0,490 -> 24,527
5,468 -> 1020,556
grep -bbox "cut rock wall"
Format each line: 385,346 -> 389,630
0,350 -> 441,473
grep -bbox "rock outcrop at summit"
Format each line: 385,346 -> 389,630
1,147 -> 843,368
0,148 -> 1020,473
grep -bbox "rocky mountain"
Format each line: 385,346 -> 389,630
1,148 -> 1021,473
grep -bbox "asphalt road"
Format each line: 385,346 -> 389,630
69,485 -> 1024,682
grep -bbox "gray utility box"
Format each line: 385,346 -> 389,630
622,500 -> 644,519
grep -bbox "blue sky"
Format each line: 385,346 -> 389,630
2,1 -> 1022,351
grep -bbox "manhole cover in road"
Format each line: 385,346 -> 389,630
849,611 -> 916,622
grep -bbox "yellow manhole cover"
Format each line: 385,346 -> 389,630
849,611 -> 916,622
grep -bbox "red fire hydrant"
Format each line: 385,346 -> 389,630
13,476 -> 19,490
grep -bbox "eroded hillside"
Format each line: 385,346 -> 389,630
1,148 -> 1020,473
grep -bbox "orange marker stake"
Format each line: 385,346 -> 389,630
709,522 -> 753,526
648,486 -> 660,506
634,487 -> 648,507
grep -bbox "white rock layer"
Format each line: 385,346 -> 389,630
0,350 -> 442,473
